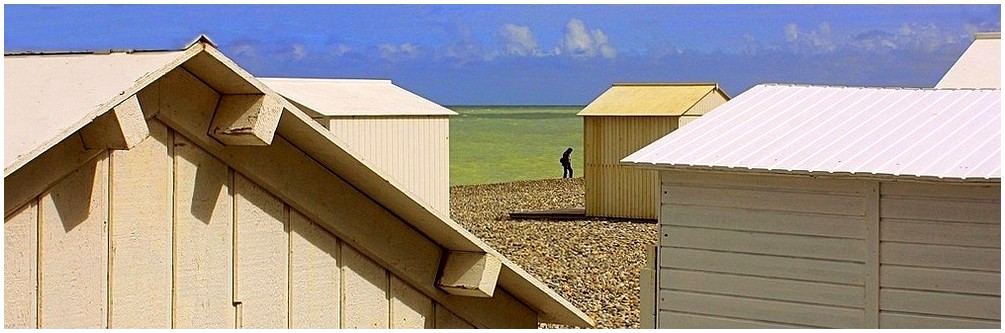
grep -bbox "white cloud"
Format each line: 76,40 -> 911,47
783,21 -> 835,54
330,43 -> 351,57
379,42 -> 421,61
230,41 -> 257,58
500,23 -> 540,56
560,18 -> 616,59
291,43 -> 307,60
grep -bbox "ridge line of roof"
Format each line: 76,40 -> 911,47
261,77 -> 394,84
757,83 -> 1001,91
612,82 -> 718,86
4,48 -> 184,56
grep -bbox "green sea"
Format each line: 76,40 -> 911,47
448,105 -> 584,186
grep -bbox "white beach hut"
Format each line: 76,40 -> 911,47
260,78 -> 456,214
3,37 -> 592,329
627,84 -> 1000,329
936,32 -> 1000,88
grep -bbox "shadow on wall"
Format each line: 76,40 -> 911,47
50,151 -> 103,233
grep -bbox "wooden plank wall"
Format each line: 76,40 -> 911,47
584,116 -> 676,219
877,182 -> 1000,329
657,170 -> 1001,329
3,121 -> 479,329
327,116 -> 451,215
658,171 -> 868,328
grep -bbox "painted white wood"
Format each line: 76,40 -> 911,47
437,251 -> 502,298
663,205 -> 865,238
289,209 -> 340,328
665,185 -> 863,216
209,94 -> 283,146
660,269 -> 864,307
880,242 -> 999,271
881,219 -> 1000,248
881,265 -> 999,295
172,134 -> 234,328
639,245 -> 658,329
434,303 -> 474,329
4,201 -> 37,328
863,180 -> 880,328
663,169 -> 865,194
880,312 -> 1000,329
663,225 -> 866,261
881,181 -> 1000,200
234,173 -> 289,328
660,290 -> 865,328
341,244 -> 390,329
660,247 -> 865,285
880,289 -> 1000,320
391,276 -> 433,328
659,311 -> 809,328
80,94 -> 149,150
108,120 -> 172,328
880,197 -> 999,224
39,152 -> 108,328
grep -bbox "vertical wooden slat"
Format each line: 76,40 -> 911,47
341,244 -> 390,328
234,173 -> 290,328
390,276 -> 434,328
39,152 -> 109,328
434,303 -> 475,328
172,134 -> 234,328
865,181 -> 879,328
5,201 -> 38,328
290,210 -> 340,328
108,120 -> 172,328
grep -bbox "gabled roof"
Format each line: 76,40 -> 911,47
577,82 -> 728,116
4,50 -> 186,174
4,38 -> 592,328
623,84 -> 1001,182
260,77 -> 457,117
936,32 -> 1001,89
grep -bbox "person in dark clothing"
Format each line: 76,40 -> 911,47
560,147 -> 574,178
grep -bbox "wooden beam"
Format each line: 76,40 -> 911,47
80,95 -> 150,150
437,251 -> 502,298
209,94 -> 283,146
4,133 -> 103,217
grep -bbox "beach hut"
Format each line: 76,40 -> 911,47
4,36 -> 593,329
577,83 -> 729,220
936,32 -> 1000,88
626,84 -> 1000,328
260,78 -> 456,214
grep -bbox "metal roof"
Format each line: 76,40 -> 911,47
260,77 -> 457,117
577,82 -> 727,116
622,84 -> 1001,182
4,50 -> 187,171
936,32 -> 1001,89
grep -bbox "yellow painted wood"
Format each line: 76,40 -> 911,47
4,201 -> 37,328
108,120 -> 172,328
341,244 -> 390,329
663,225 -> 866,261
391,276 -> 433,328
209,94 -> 283,146
437,251 -> 502,298
434,303 -> 474,329
660,269 -> 864,308
39,152 -> 108,328
584,116 -> 675,219
880,242 -> 999,271
663,205 -> 865,238
289,209 -> 340,328
881,265 -> 999,295
880,289 -> 1000,320
172,134 -> 234,328
660,290 -> 866,328
880,312 -> 1000,329
660,247 -> 865,285
234,173 -> 289,328
659,311 -> 809,329
80,94 -> 149,150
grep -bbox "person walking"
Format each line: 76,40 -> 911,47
560,147 -> 574,178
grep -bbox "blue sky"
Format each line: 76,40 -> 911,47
4,4 -> 1001,105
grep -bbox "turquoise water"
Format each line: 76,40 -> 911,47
448,106 -> 584,186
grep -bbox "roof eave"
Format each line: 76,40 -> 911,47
620,162 -> 1001,184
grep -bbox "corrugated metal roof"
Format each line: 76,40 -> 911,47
936,32 -> 1001,89
577,82 -> 725,116
622,84 -> 1001,182
4,50 -> 187,171
260,78 -> 457,117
